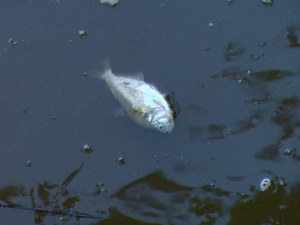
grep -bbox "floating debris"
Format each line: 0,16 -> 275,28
81,144 -> 94,154
116,157 -> 126,165
96,182 -> 104,187
261,0 -> 273,4
26,160 -> 32,167
250,52 -> 264,61
83,144 -> 91,150
259,42 -> 267,47
52,116 -> 57,120
100,0 -> 119,7
8,39 -> 17,47
260,178 -> 272,191
283,148 -> 293,156
78,30 -> 87,39
239,192 -> 249,199
83,72 -> 88,76
208,22 -> 215,28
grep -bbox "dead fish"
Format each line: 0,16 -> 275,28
97,60 -> 174,133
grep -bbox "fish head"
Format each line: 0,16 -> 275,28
152,111 -> 174,133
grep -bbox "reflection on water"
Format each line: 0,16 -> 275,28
1,168 -> 299,224
0,163 -> 103,223
286,25 -> 300,48
223,42 -> 244,62
189,68 -> 300,161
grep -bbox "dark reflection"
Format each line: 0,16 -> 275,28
211,66 -> 243,80
229,181 -> 300,225
254,143 -> 281,160
231,110 -> 262,134
226,175 -> 244,182
292,153 -> 300,161
251,69 -> 296,82
114,171 -> 193,197
188,126 -> 202,141
1,169 -> 300,224
0,185 -> 26,207
188,124 -> 226,141
282,96 -> 299,106
37,182 -> 57,207
223,42 -> 244,61
211,67 -> 296,85
0,163 -> 103,223
188,105 -> 203,113
102,171 -> 226,225
286,25 -> 300,48
270,103 -> 299,140
209,67 -> 300,161
93,207 -> 162,225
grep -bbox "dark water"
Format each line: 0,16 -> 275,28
1,1 -> 300,224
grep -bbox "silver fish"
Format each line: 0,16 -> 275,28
98,61 -> 174,133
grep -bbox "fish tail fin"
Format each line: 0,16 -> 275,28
89,58 -> 112,80
100,58 -> 112,80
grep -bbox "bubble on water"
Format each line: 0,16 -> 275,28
116,157 -> 126,165
210,180 -> 217,188
260,178 -> 272,191
278,179 -> 287,187
279,204 -> 286,210
84,144 -> 90,150
81,144 -> 94,154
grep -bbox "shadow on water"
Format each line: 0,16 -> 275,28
1,168 -> 300,224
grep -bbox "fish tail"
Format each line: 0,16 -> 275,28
100,58 -> 112,80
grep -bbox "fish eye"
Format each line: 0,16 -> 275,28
158,124 -> 165,131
